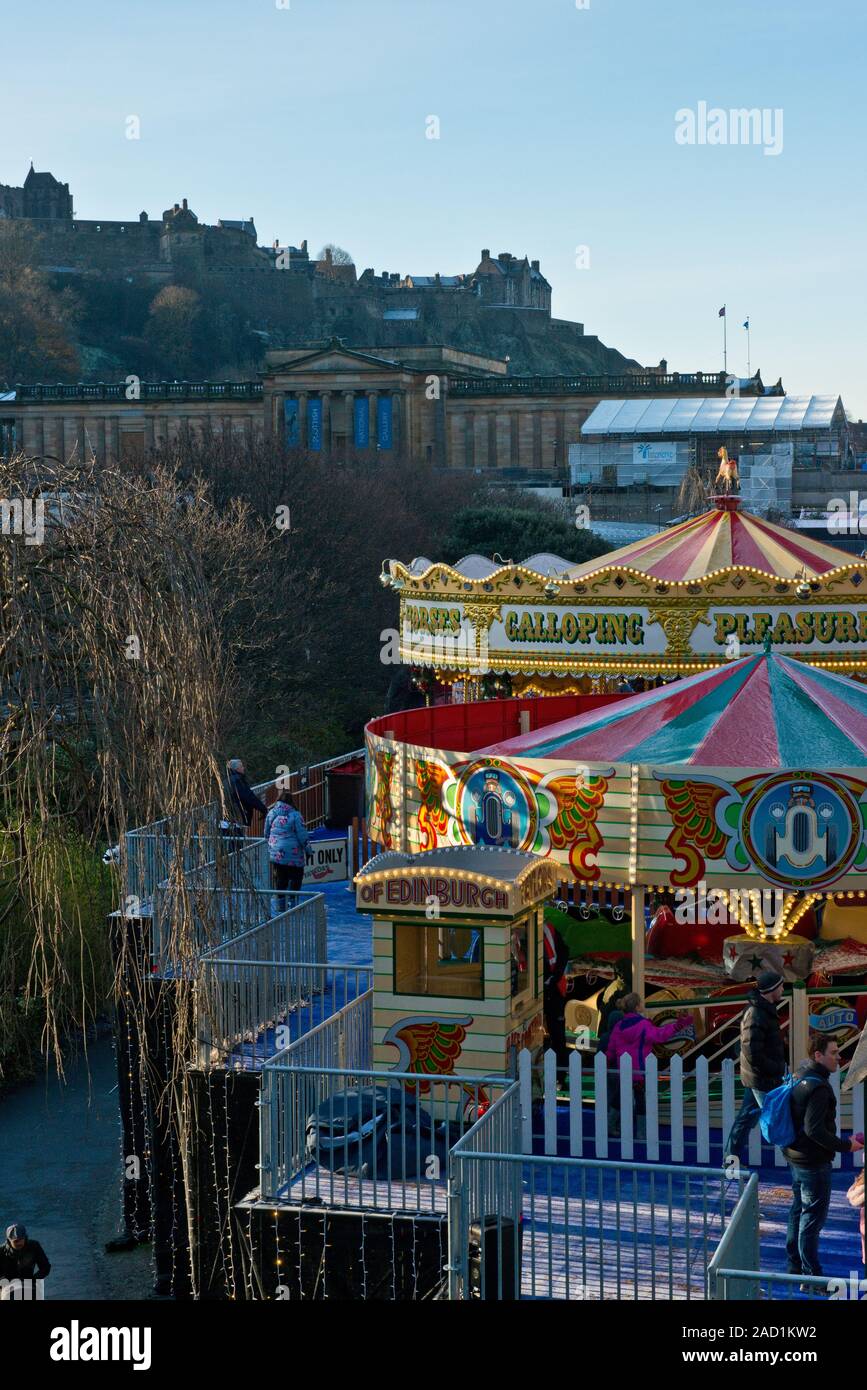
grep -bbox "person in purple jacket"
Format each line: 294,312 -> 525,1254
606,992 -> 683,1138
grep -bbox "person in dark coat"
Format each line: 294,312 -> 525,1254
782,1035 -> 864,1277
543,918 -> 570,1079
724,968 -> 787,1161
0,1224 -> 50,1297
225,758 -> 267,828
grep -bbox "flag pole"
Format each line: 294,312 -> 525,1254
723,304 -> 727,376
746,319 -> 751,378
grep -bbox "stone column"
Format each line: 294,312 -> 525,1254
510,412 -> 519,466
297,393 -> 308,450
263,391 -> 274,444
555,406 -> 566,476
368,391 -> 378,451
145,415 -> 155,457
98,417 -> 107,466
392,392 -> 404,456
344,391 -> 355,452
37,416 -> 46,460
55,416 -> 65,462
464,411 -> 475,469
111,417 -> 121,464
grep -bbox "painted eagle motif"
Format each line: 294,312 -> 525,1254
383,1014 -> 472,1078
382,1015 -> 488,1113
542,771 -> 610,881
656,777 -> 731,887
414,759 -> 452,849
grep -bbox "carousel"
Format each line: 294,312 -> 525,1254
384,496 -> 867,697
368,496 -> 867,1070
366,642 -> 867,1066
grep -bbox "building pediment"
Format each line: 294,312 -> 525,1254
267,339 -> 414,378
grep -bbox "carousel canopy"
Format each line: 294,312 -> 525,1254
568,501 -> 855,583
480,649 -> 867,767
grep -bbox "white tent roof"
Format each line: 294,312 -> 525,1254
581,395 -> 844,436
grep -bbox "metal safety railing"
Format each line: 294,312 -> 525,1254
122,748 -> 364,903
259,993 -> 371,1197
449,1082 -> 744,1300
707,1173 -> 862,1301
151,885 -> 325,967
259,1006 -> 506,1210
196,960 -> 370,1071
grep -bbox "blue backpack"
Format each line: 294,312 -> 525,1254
760,1074 -> 822,1146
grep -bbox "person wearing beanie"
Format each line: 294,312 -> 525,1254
0,1223 -> 51,1298
725,968 -> 787,1163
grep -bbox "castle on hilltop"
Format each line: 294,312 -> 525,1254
0,166 -> 553,310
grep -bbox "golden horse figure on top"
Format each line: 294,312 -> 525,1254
715,445 -> 739,493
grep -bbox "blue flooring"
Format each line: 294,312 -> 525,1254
225,878 -> 373,1069
530,1105 -> 864,1295
321,877 -> 373,965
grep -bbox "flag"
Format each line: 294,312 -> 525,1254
743,318 -> 750,330
718,306 -> 726,317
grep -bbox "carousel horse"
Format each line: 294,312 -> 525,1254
715,446 -> 739,492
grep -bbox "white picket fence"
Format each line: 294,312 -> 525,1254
518,1049 -> 866,1171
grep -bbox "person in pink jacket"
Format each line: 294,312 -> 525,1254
606,993 -> 685,1137
847,1170 -> 865,1267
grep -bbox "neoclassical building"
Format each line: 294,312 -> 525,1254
1,340 -> 758,473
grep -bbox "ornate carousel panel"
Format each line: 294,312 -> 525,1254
385,499 -> 867,681
366,649 -> 867,898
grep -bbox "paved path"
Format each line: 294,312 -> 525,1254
0,1038 -> 152,1300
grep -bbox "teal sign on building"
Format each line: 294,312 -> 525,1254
377,396 -> 393,450
354,396 -> 369,448
308,397 -> 323,451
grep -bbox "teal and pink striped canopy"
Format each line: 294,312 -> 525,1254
481,652 -> 867,767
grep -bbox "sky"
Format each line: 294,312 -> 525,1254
2,0 -> 865,413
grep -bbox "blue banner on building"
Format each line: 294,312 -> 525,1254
354,396 -> 369,448
308,397 -> 323,451
284,397 -> 300,448
377,396 -> 393,450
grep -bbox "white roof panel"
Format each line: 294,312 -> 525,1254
581,395 -> 844,436
603,399 -> 654,433
581,399 -> 624,433
690,399 -> 730,432
662,398 -> 704,432
802,396 -> 841,428
718,395 -> 756,429
624,398 -> 677,434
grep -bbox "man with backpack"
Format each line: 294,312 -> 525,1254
782,1035 -> 863,1278
725,968 -> 787,1162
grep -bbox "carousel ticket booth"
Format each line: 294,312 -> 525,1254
355,846 -> 560,1079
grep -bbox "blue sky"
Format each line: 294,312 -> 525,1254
2,0 -> 865,413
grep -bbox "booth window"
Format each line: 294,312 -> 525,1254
393,921 -> 483,1000
510,917 -> 531,1002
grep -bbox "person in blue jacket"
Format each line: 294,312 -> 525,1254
264,790 -> 310,905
